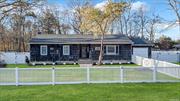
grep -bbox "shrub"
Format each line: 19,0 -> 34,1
0,60 -> 7,68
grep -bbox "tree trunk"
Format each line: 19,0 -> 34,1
97,34 -> 104,65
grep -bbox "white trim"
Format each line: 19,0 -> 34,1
63,45 -> 70,55
105,45 -> 117,55
40,45 -> 48,56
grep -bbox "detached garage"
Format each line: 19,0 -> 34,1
130,37 -> 153,58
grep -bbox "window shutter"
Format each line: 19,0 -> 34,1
104,46 -> 106,54
116,45 -> 119,54
69,45 -> 71,55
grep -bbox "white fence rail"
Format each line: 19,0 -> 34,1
132,55 -> 180,79
0,67 -> 179,86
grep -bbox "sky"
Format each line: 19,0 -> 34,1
47,0 -> 180,40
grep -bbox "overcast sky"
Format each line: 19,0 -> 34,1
47,0 -> 180,40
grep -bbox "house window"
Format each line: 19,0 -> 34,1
63,45 -> 70,55
40,45 -> 47,56
50,47 -> 55,54
106,45 -> 117,55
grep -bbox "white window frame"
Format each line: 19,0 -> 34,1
106,45 -> 117,55
63,45 -> 70,55
40,45 -> 48,56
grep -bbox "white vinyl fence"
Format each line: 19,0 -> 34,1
0,52 -> 30,64
152,51 -> 180,63
132,55 -> 180,79
0,67 -> 179,86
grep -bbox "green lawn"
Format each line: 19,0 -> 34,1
0,83 -> 180,101
6,63 -> 139,68
175,62 -> 180,65
99,63 -> 140,67
6,64 -> 80,68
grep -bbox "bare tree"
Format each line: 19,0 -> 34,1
0,0 -> 46,52
168,0 -> 180,30
145,14 -> 161,42
68,0 -> 91,34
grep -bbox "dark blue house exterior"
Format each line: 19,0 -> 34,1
29,34 -> 152,64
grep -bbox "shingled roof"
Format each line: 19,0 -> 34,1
130,37 -> 153,46
29,34 -> 133,44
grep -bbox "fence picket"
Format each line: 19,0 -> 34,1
87,67 -> 90,84
52,67 -> 55,85
153,67 -> 157,82
15,67 -> 19,86
120,67 -> 124,83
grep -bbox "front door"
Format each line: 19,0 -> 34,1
81,45 -> 89,58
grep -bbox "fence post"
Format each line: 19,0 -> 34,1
87,67 -> 90,84
153,66 -> 157,82
178,68 -> 180,79
15,67 -> 19,86
52,67 -> 55,85
120,66 -> 124,83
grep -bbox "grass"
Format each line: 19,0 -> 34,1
6,63 -> 139,68
0,83 -> 180,101
175,62 -> 180,65
6,64 -> 80,68
100,63 -> 140,67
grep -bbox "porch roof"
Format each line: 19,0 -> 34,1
29,34 -> 133,44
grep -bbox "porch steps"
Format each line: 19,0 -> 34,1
78,59 -> 92,64
78,59 -> 93,67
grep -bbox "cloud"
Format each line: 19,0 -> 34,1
155,22 -> 179,31
131,1 -> 149,12
31,3 -> 66,15
155,22 -> 180,40
95,1 -> 150,12
94,0 -> 109,11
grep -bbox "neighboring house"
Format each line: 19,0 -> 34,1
130,37 -> 153,58
29,34 -> 152,64
174,44 -> 180,50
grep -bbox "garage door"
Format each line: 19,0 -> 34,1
133,47 -> 148,58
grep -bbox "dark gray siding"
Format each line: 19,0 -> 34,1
30,44 -> 60,62
30,44 -> 132,62
90,44 -> 132,61
62,45 -> 80,61
30,44 -> 80,62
